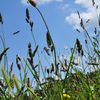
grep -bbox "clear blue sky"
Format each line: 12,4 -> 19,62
0,0 -> 98,76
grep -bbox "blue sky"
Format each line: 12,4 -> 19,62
0,0 -> 100,76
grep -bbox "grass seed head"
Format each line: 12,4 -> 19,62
26,8 -> 30,20
27,77 -> 31,87
51,63 -> 54,73
28,0 -> 37,7
47,69 -> 49,74
0,13 -> 3,24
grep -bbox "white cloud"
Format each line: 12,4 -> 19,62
66,11 -> 95,29
22,0 -> 28,5
22,0 -> 63,5
61,4 -> 69,11
37,0 -> 63,5
75,0 -> 92,8
65,0 -> 100,29
75,0 -> 100,8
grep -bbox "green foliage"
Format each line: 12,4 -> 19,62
0,0 -> 100,99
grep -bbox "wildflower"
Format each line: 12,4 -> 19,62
63,93 -> 71,99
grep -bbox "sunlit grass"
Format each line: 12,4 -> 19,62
0,0 -> 100,100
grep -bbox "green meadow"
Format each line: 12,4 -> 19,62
0,0 -> 100,100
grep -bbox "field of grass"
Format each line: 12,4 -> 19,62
0,0 -> 100,100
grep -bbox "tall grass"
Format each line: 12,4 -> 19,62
0,0 -> 100,100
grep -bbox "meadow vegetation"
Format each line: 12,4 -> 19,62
0,0 -> 100,100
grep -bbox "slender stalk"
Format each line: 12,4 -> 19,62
35,6 -> 57,75
0,35 -> 5,50
64,42 -> 76,84
28,0 -> 57,76
35,7 -> 49,32
0,24 -> 8,74
84,28 -> 100,57
31,30 -> 46,80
